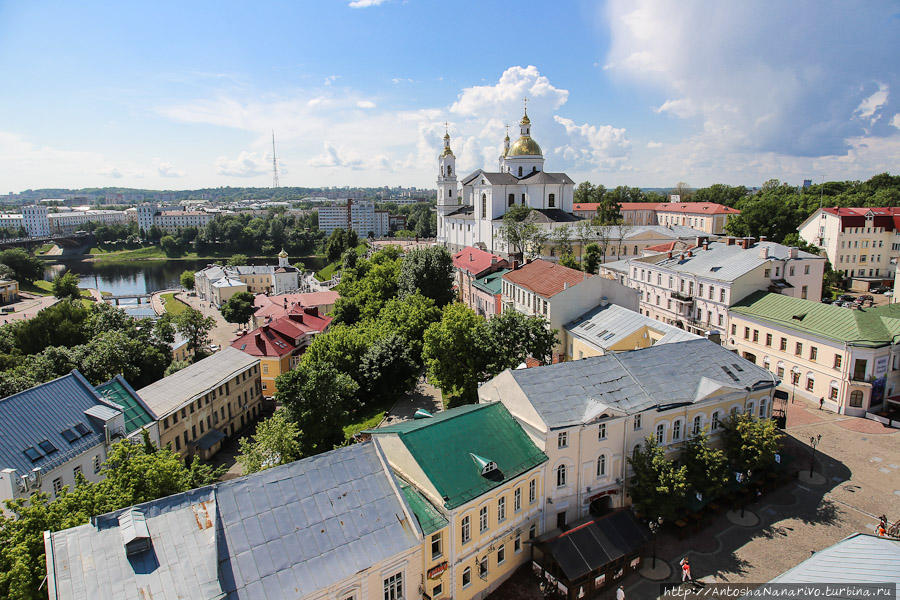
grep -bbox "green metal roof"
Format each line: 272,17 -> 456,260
370,403 -> 548,509
96,375 -> 155,435
730,291 -> 900,348
398,479 -> 448,535
472,269 -> 510,295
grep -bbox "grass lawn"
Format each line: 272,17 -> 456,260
342,410 -> 386,441
161,292 -> 189,316
314,243 -> 368,281
20,280 -> 53,295
35,243 -> 54,254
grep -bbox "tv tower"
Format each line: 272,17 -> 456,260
271,130 -> 280,188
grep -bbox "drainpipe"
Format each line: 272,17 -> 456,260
620,416 -> 628,507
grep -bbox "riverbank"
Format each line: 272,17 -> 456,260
80,245 -> 327,268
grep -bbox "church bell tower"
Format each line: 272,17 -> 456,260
436,124 -> 459,245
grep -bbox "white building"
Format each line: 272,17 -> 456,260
798,206 -> 900,283
136,203 -> 216,234
437,107 -> 577,255
48,210 -> 127,234
600,236 -> 826,337
318,199 -> 392,237
22,204 -> 50,237
0,214 -> 23,233
195,251 -> 300,306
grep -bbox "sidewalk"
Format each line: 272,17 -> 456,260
173,292 -> 241,349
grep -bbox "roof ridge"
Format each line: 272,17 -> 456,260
0,370 -> 85,405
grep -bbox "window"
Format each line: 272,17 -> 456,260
672,419 -> 682,440
806,376 -> 814,391
849,390 -> 864,407
52,477 -> 63,498
479,556 -> 488,579
656,423 -> 665,443
598,423 -> 607,440
764,268 -> 771,278
557,432 -> 568,448
801,285 -> 808,300
431,532 -> 442,560
597,454 -> 606,477
829,383 -> 839,400
432,583 -> 442,598
479,506 -> 488,532
498,497 -> 506,522
692,415 -> 702,436
795,342 -> 803,356
462,568 -> 471,588
711,412 -> 720,431
759,399 -> 767,418
766,333 -> 772,346
634,414 -> 642,430
461,516 -> 470,544
753,329 -> 759,342
529,479 -> 536,503
529,524 -> 536,539
556,464 -> 567,487
508,193 -> 515,207
481,193 -> 486,216
73,465 -> 82,480
514,535 -> 522,553
383,573 -> 403,600
746,401 -> 755,415
731,324 -> 737,335
548,193 -> 555,208
780,338 -> 787,351
789,266 -> 795,276
834,355 -> 842,370
92,455 -> 101,474
497,544 -> 506,565
514,487 -> 521,512
804,264 -> 810,274
810,347 -> 817,361
720,289 -> 726,302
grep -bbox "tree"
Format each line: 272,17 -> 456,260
691,184 -> 748,207
147,225 -> 163,243
672,181 -> 692,201
627,436 -> 689,521
237,410 -> 302,473
276,362 -> 358,454
164,359 -> 190,376
325,229 -> 347,262
485,310 -> 558,370
680,430 -> 729,500
73,330 -> 169,388
551,225 -> 573,258
573,220 -> 595,261
369,292 -> 442,365
159,235 -> 180,257
559,253 -> 580,270
358,333 -> 420,405
227,253 -> 249,266
180,270 -> 195,290
174,308 -> 216,355
398,246 -> 454,307
0,248 -> 43,283
422,304 -> 493,406
221,291 -> 256,326
522,224 -> 550,259
583,243 -> 602,274
781,233 -> 821,255
497,206 -> 543,258
721,412 -> 782,475
52,271 -> 81,300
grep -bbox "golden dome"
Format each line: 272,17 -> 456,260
520,113 -> 531,126
441,146 -> 455,157
507,135 -> 542,156
278,248 -> 288,258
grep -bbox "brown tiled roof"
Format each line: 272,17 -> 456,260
502,259 -> 591,298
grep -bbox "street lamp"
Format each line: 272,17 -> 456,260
648,516 -> 663,568
809,434 -> 822,477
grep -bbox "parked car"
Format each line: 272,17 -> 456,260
821,298 -> 833,304
859,294 -> 874,302
886,291 -> 894,297
839,294 -> 855,302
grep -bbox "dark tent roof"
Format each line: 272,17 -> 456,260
535,510 -> 651,582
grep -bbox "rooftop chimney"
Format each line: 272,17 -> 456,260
727,237 -> 736,246
687,250 -> 693,257
667,250 -> 673,259
759,246 -> 769,259
702,240 -> 709,251
740,237 -> 752,249
759,235 -> 767,242
695,236 -> 708,247
789,247 -> 799,259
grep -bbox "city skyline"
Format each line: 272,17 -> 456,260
0,0 -> 897,192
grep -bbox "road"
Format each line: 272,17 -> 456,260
172,292 -> 242,349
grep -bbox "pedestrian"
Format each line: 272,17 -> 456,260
819,397 -> 824,410
616,585 -> 625,600
681,557 -> 692,582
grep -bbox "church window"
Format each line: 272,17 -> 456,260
481,194 -> 487,217
532,166 -> 536,173
521,193 -> 526,205
548,193 -> 555,208
508,193 -> 515,207
448,189 -> 452,197
447,165 -> 452,176
518,166 -> 523,177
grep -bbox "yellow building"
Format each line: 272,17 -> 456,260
0,279 -> 18,304
369,403 -> 547,600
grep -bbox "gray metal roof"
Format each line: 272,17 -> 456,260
136,348 -> 259,419
621,225 -> 708,239
0,371 -> 118,476
504,338 -> 775,428
518,171 -> 576,185
566,303 -> 700,351
763,533 -> 899,597
46,442 -> 421,600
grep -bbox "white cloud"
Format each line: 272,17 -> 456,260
392,77 -> 414,84
356,100 -> 376,109
646,141 -> 663,148
348,0 -> 387,7
855,82 -> 889,122
450,65 -> 568,117
307,142 -> 364,170
552,116 -> 630,169
100,165 -> 123,179
323,75 -> 339,86
156,161 -> 185,178
891,114 -> 900,130
215,151 -> 269,177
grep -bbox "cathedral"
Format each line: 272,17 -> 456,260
436,104 -> 577,256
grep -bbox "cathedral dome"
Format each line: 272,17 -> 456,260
507,136 -> 542,156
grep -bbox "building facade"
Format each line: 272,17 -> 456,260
136,203 -> 216,234
572,202 -> 740,235
318,198 -> 394,237
0,279 -> 19,304
22,204 -> 50,237
601,237 -> 826,337
728,291 -> 900,416
136,348 -> 263,460
195,251 -> 301,306
452,246 -> 509,314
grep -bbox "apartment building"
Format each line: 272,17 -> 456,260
572,202 -> 739,235
136,348 -> 263,460
231,306 -> 332,396
565,302 -> 699,360
45,442 -> 424,600
22,204 -> 50,237
136,203 -> 216,233
453,246 -> 509,314
318,198 -> 394,236
195,251 -> 300,306
798,207 -> 900,283
369,403 -> 547,600
479,338 -> 777,525
471,269 -> 509,318
728,291 -> 900,416
501,259 -> 638,360
47,209 -> 127,234
0,371 -> 156,510
601,237 -> 826,337
0,279 -> 18,304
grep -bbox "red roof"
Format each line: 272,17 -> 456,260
452,246 -> 508,276
502,259 -> 591,298
573,202 -> 739,215
231,308 -> 332,358
821,207 -> 900,232
253,291 -> 339,321
645,241 -> 678,252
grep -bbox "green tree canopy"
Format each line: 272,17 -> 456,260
51,271 -> 81,301
485,310 -> 558,370
680,429 -> 729,500
0,248 -> 43,283
180,270 -> 195,290
159,235 -> 180,257
423,303 -> 492,405
227,253 -> 249,266
221,291 -> 257,325
398,245 -> 454,307
237,410 -> 302,473
583,243 -> 602,274
721,412 -> 782,475
627,436 -> 689,521
174,307 -> 216,355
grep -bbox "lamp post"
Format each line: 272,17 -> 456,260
648,516 -> 663,568
809,434 -> 822,477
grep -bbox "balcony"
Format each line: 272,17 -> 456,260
671,291 -> 693,302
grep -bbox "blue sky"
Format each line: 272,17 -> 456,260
0,0 -> 898,192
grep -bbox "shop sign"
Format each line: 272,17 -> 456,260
427,562 -> 448,579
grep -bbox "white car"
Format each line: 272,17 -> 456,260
209,344 -> 220,352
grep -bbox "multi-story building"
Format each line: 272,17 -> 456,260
471,269 -> 510,319
44,442 -> 424,600
135,348 -> 263,460
601,237 -> 826,336
479,338 -> 777,524
574,201 -> 740,235
501,259 -> 638,361
136,203 -> 216,234
368,402 -> 548,600
727,291 -> 900,416
0,279 -> 18,304
453,246 -> 510,313
250,290 -> 339,327
194,251 -> 301,306
22,204 -> 50,237
231,306 -> 332,397
565,302 -> 699,360
798,207 -> 900,283
318,198 -> 394,237
47,209 -> 127,234
0,371 -> 156,511
0,213 -> 23,233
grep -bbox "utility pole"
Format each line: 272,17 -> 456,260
272,131 -> 280,189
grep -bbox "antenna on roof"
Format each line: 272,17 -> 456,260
271,131 -> 280,189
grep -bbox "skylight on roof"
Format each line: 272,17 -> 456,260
23,447 -> 42,462
60,428 -> 79,443
720,366 -> 740,382
73,423 -> 91,437
37,440 -> 58,455
709,266 -> 721,272
731,363 -> 744,372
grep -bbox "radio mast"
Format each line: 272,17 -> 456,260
271,131 -> 280,188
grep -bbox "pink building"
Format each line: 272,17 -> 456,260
452,246 -> 509,312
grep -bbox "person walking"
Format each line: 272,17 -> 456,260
819,397 -> 824,410
681,557 -> 692,582
616,585 -> 626,600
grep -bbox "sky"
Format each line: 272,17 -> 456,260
0,0 -> 898,193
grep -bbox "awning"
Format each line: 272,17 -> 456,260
534,510 -> 651,582
196,429 -> 226,451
